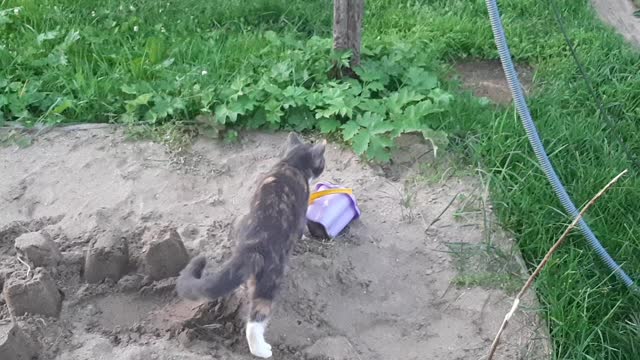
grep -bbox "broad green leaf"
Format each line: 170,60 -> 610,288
152,97 -> 172,118
121,85 -> 138,95
387,88 -> 425,114
356,111 -> 384,128
52,99 -> 73,114
264,100 -> 284,124
357,100 -> 387,115
341,120 -> 360,141
315,107 -> 338,119
317,118 -> 341,133
271,61 -> 292,82
430,88 -> 454,106
367,135 -> 393,162
369,121 -> 395,135
287,108 -> 315,131
247,109 -> 267,129
215,103 -> 241,124
236,95 -> 257,113
405,67 -> 438,91
351,131 -> 370,155
143,110 -> 158,122
126,93 -> 153,109
366,81 -> 385,92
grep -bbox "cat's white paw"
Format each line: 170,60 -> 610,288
246,321 -> 272,358
250,341 -> 272,358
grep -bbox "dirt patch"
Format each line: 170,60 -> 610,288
453,59 -> 534,105
0,126 -> 549,359
592,0 -> 640,48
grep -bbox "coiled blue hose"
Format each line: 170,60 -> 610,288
484,0 -> 637,290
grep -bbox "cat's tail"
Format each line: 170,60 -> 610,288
176,252 -> 264,301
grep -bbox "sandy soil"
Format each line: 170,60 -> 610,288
453,60 -> 534,105
0,125 -> 549,360
592,0 -> 640,48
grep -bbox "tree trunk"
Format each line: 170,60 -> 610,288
332,0 -> 364,78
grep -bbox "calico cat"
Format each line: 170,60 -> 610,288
176,132 -> 326,358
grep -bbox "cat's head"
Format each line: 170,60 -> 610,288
282,132 -> 326,182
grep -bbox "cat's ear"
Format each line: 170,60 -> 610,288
285,132 -> 303,152
310,139 -> 327,158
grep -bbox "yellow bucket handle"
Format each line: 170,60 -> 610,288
308,188 -> 353,205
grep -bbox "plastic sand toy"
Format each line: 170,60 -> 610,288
306,182 -> 361,239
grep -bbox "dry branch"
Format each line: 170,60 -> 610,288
486,169 -> 628,360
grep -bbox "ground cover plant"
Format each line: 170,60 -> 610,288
2,0 -> 640,359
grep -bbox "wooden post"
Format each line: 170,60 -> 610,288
332,0 -> 364,78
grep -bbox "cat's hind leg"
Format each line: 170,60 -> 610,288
246,297 -> 273,358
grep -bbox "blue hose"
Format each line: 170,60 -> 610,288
483,0 -> 637,290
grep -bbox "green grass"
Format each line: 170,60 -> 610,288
2,0 -> 640,358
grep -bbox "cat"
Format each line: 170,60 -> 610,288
176,132 -> 326,358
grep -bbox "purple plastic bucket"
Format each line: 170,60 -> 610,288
306,182 -> 361,239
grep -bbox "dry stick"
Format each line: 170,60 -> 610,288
486,169 -> 628,360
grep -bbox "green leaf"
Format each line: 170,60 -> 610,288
287,108 -> 315,131
152,97 -> 172,119
215,103 -> 241,124
386,88 -> 425,114
52,99 -> 73,114
341,120 -> 360,141
367,135 -> 392,162
264,99 -> 284,124
356,112 -> 384,128
317,118 -> 341,133
271,61 -> 293,82
315,107 -> 337,119
429,88 -> 454,106
282,86 -> 306,109
351,131 -> 370,155
125,93 -> 153,112
404,67 -> 438,91
144,110 -> 158,122
357,100 -> 387,115
130,93 -> 153,106
247,109 -> 267,129
121,85 -> 138,95
369,121 -> 395,135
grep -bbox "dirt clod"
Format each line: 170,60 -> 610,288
117,274 -> 144,293
143,228 -> 189,281
84,232 -> 129,283
0,323 -> 40,360
15,232 -> 62,267
3,268 -> 63,318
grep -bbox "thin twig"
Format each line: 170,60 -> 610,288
486,169 -> 628,360
425,193 -> 459,233
16,254 -> 32,279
